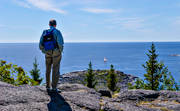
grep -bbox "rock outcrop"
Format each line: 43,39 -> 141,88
59,70 -> 138,91
0,81 -> 180,111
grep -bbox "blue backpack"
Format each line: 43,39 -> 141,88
43,29 -> 57,51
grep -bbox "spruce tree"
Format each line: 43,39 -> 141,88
107,64 -> 118,92
30,57 -> 43,85
142,43 -> 163,90
129,43 -> 179,91
85,62 -> 97,88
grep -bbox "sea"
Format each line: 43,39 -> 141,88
0,42 -> 180,83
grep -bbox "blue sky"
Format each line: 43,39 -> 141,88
0,0 -> 180,43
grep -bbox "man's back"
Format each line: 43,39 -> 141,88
39,26 -> 64,53
39,19 -> 64,92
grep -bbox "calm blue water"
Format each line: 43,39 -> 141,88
0,42 -> 180,83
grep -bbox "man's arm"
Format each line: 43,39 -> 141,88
55,30 -> 64,52
39,30 -> 46,54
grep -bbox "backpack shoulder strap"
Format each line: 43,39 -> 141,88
44,28 -> 55,34
50,28 -> 55,33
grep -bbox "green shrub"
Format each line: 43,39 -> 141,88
0,60 -> 15,84
128,78 -> 145,89
0,60 -> 35,86
160,67 -> 179,91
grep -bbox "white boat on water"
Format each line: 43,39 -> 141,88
104,57 -> 107,62
170,54 -> 180,57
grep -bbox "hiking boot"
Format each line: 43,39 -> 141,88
46,87 -> 51,92
51,88 -> 61,93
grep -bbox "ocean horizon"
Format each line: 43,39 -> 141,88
1,41 -> 180,43
0,42 -> 180,83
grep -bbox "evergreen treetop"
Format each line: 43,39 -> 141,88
85,61 -> 97,88
142,43 -> 179,91
29,57 -> 43,85
107,64 -> 118,92
142,43 -> 163,90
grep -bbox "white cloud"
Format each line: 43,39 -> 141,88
174,17 -> 180,25
171,17 -> 180,32
63,32 -> 71,37
13,0 -> 30,8
82,8 -> 117,14
13,0 -> 66,14
64,0 -> 107,5
13,0 -> 113,14
106,17 -> 147,31
121,18 -> 145,30
0,25 -> 3,28
80,23 -> 88,27
0,24 -> 7,28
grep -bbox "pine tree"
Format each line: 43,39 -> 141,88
30,57 -> 43,85
85,62 -> 97,88
129,43 -> 179,91
142,43 -> 164,90
107,65 -> 118,92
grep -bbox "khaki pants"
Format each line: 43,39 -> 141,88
45,50 -> 62,89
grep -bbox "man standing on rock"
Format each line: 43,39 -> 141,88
39,19 -> 64,92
